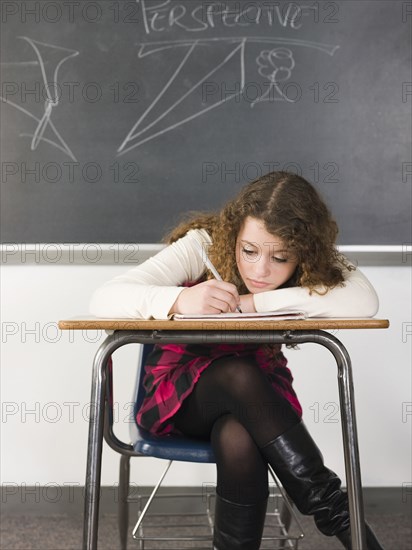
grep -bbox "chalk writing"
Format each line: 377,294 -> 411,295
137,0 -> 314,34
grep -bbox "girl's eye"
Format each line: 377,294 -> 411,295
242,248 -> 256,256
273,257 -> 287,263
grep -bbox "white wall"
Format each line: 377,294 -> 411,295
1,258 -> 411,490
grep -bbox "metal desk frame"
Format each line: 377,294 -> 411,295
83,328 -> 367,550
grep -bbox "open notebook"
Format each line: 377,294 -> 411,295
169,310 -> 307,321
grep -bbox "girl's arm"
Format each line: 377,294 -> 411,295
89,229 -> 210,319
248,261 -> 379,318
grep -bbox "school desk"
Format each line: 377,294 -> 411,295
58,317 -> 389,550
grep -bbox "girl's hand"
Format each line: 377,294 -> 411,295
239,293 -> 256,313
169,280 -> 241,315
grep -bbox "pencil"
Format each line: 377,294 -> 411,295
191,238 -> 243,313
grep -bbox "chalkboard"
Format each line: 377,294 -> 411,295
1,0 -> 410,245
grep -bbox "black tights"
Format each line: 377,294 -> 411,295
173,355 -> 300,505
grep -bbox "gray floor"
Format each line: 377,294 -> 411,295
1,488 -> 411,550
0,485 -> 412,550
1,511 -> 410,550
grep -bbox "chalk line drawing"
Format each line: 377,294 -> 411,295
117,37 -> 339,155
0,61 -> 40,66
0,37 -> 79,161
252,47 -> 296,107
118,39 -> 246,155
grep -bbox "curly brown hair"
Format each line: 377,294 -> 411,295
162,171 -> 354,294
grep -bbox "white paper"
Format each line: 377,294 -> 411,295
170,310 -> 306,321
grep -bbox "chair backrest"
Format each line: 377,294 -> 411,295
134,343 -> 155,414
128,342 -> 215,462
103,343 -> 156,451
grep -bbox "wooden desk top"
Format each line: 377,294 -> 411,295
58,317 -> 390,331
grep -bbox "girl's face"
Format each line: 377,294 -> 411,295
235,216 -> 298,294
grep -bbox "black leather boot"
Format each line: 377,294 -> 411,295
213,493 -> 268,550
261,421 -> 384,549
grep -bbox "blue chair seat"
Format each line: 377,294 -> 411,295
130,424 -> 215,462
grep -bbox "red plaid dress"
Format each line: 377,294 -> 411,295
136,342 -> 302,436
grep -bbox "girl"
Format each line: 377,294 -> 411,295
90,172 -> 384,550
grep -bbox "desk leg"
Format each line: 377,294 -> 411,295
83,337 -> 112,550
315,332 -> 367,550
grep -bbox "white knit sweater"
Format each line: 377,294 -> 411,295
89,228 -> 379,320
